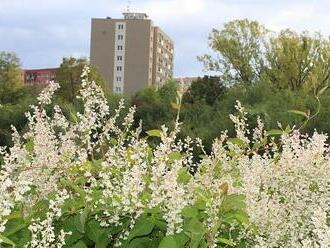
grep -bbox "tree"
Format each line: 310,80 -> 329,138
199,19 -> 268,86
132,81 -> 177,132
56,57 -> 106,102
200,19 -> 330,93
265,30 -> 330,92
0,52 -> 38,147
183,76 -> 226,105
0,51 -> 24,104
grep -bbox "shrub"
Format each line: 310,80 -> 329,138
0,67 -> 329,247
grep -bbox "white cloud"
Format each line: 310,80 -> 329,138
143,0 -> 206,20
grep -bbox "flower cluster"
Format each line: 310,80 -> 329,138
28,190 -> 71,248
229,104 -> 330,247
0,67 -> 329,247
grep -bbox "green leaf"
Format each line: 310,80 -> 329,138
182,206 -> 199,218
86,219 -> 109,247
0,234 -> 16,247
127,215 -> 155,242
6,226 -> 30,247
227,138 -> 247,148
184,218 -> 207,248
69,111 -> 79,124
173,233 -> 189,247
4,223 -> 27,237
287,110 -> 308,118
194,198 -> 206,210
2,215 -> 27,237
62,197 -> 85,214
252,138 -> 267,150
218,237 -> 235,247
157,234 -> 189,248
24,139 -> 34,153
60,179 -> 86,198
154,219 -> 167,231
159,236 -> 179,248
30,199 -> 49,220
146,129 -> 162,137
73,207 -> 90,234
266,129 -> 283,136
221,194 -> 246,212
233,210 -> 249,225
284,125 -> 291,134
177,168 -> 191,185
5,211 -> 21,220
61,216 -> 84,246
109,137 -> 118,146
168,151 -> 181,160
71,240 -> 88,248
128,237 -> 153,248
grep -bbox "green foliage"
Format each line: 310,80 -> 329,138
56,57 -> 107,102
132,82 -> 177,132
198,19 -> 268,86
0,51 -> 24,104
0,52 -> 39,147
2,19 -> 330,247
183,76 -> 226,105
265,30 -> 330,92
200,19 -> 330,93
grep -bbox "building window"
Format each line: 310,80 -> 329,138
118,34 -> 123,40
116,76 -> 122,82
117,45 -> 123,50
117,55 -> 122,61
115,86 -> 122,92
117,66 -> 122,71
118,24 -> 124,30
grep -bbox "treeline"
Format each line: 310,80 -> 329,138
1,19 -> 330,151
133,19 -> 330,151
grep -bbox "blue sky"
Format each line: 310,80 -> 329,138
0,0 -> 328,77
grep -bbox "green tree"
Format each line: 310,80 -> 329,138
199,19 -> 268,85
132,81 -> 177,132
0,51 -> 24,104
56,57 -> 106,102
183,76 -> 226,105
265,30 -> 330,92
0,52 -> 38,147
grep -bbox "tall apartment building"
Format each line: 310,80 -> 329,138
90,12 -> 174,94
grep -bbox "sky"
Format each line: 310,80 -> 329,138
0,0 -> 329,77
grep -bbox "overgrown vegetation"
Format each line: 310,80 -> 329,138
0,67 -> 329,247
0,19 -> 330,247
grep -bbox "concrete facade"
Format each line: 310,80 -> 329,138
90,13 -> 174,94
152,27 -> 174,88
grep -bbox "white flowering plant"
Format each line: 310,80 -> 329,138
0,66 -> 329,248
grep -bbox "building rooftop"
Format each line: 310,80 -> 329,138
122,12 -> 148,20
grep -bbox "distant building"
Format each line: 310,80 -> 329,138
90,12 -> 174,94
23,68 -> 58,86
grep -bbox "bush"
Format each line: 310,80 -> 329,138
0,67 -> 329,247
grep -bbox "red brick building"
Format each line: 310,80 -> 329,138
23,68 -> 58,86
